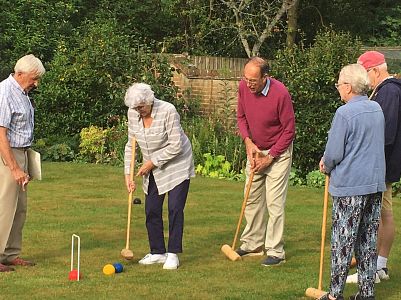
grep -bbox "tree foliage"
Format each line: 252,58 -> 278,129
1,0 -> 400,169
367,5 -> 401,46
273,29 -> 362,177
34,18 -> 176,138
219,0 -> 298,57
0,0 -> 83,78
296,0 -> 399,47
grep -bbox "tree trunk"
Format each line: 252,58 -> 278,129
220,0 -> 299,57
286,0 -> 300,47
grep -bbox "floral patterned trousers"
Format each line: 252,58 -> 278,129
329,192 -> 382,299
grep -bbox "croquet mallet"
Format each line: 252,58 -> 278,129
221,153 -> 258,261
121,137 -> 136,260
305,175 -> 330,298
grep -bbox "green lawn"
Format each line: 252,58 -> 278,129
0,162 -> 399,300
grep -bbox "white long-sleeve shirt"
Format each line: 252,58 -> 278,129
124,99 -> 195,195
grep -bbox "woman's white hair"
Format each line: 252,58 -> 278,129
14,54 -> 45,76
339,64 -> 370,95
124,83 -> 155,108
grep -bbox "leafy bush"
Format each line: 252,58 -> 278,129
79,126 -> 109,164
196,153 -> 244,181
183,116 -> 246,176
33,137 -> 77,162
0,0 -> 80,80
367,5 -> 401,47
393,180 -> 401,197
34,18 -> 176,139
44,144 -> 75,162
104,116 -> 131,166
273,29 -> 362,178
180,78 -> 246,176
289,170 -> 305,186
77,118 -> 134,166
306,170 -> 326,188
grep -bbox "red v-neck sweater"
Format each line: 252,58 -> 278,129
236,78 -> 295,157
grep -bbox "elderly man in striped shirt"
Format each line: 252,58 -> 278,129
0,54 -> 45,272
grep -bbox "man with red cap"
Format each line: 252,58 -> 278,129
347,51 -> 401,284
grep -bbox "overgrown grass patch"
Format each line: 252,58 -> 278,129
0,162 -> 399,299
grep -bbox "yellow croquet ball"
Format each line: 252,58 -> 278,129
102,264 -> 115,275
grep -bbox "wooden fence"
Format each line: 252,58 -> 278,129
168,48 -> 401,116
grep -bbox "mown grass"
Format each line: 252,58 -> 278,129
0,162 -> 399,300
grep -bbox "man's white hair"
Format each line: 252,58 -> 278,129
124,83 -> 155,108
339,64 -> 370,95
376,62 -> 388,72
14,54 -> 45,76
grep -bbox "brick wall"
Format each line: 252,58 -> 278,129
172,71 -> 239,115
169,54 -> 247,116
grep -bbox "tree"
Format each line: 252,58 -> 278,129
286,0 -> 300,47
219,0 -> 298,57
274,29 -> 363,177
0,0 -> 84,79
296,0 -> 397,47
34,19 -> 176,138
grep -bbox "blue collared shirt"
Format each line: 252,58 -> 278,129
261,78 -> 271,96
0,74 -> 34,147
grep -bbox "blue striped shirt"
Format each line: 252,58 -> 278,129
0,75 -> 34,147
124,99 -> 195,195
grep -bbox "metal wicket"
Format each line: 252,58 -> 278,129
71,234 -> 81,281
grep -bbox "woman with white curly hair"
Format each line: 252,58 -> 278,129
124,83 -> 195,270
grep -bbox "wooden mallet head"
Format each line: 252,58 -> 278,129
121,248 -> 134,260
305,288 -> 326,299
221,244 -> 241,261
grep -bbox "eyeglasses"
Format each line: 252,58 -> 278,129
242,77 -> 261,85
334,82 -> 349,89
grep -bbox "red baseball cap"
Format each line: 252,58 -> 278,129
357,51 -> 386,70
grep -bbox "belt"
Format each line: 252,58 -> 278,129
12,147 -> 30,151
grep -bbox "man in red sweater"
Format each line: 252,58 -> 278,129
236,57 -> 295,266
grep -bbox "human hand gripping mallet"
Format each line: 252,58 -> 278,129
121,137 -> 136,260
305,175 -> 330,298
221,153 -> 258,261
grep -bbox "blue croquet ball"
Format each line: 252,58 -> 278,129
113,262 -> 124,273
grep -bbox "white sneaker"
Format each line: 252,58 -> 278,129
138,253 -> 167,265
377,268 -> 390,280
163,253 -> 179,270
346,272 -> 381,284
346,272 -> 359,284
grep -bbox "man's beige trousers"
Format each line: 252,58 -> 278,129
0,149 -> 28,263
239,144 -> 293,259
